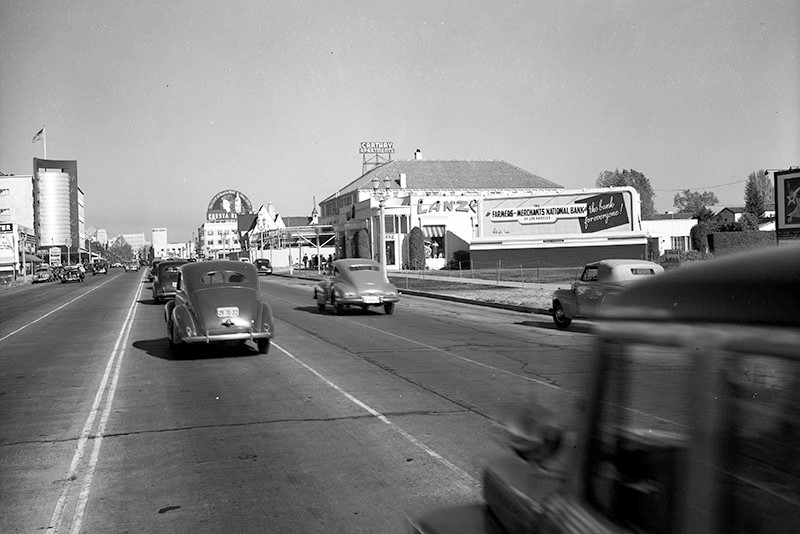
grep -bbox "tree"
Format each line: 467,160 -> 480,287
106,236 -> 133,264
673,189 -> 719,216
596,169 -> 656,219
407,227 -> 425,270
744,169 -> 772,217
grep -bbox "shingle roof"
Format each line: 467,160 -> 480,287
328,160 -> 562,199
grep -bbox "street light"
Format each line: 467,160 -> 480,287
371,176 -> 392,275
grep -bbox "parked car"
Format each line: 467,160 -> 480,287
253,258 -> 273,276
165,260 -> 274,355
60,265 -> 84,283
412,246 -> 800,534
92,262 -> 108,275
151,259 -> 187,303
32,265 -> 54,283
313,258 -> 400,315
146,259 -> 162,281
551,258 -> 664,329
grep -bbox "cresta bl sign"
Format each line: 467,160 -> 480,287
206,190 -> 254,222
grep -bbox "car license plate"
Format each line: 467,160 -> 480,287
217,307 -> 239,318
363,296 -> 380,304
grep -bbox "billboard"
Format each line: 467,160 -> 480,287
359,141 -> 395,154
479,188 -> 639,238
206,190 -> 254,222
774,168 -> 800,244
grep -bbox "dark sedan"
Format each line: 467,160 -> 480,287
151,259 -> 187,303
165,260 -> 274,355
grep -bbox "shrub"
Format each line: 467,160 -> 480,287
408,227 -> 425,270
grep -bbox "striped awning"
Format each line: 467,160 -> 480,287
423,225 -> 445,238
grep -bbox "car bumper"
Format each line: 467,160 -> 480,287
180,331 -> 273,344
337,295 -> 400,306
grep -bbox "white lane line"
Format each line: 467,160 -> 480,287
273,341 -> 479,493
46,278 -> 143,533
0,276 -> 121,345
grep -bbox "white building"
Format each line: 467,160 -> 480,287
641,214 -> 698,256
152,227 -> 168,258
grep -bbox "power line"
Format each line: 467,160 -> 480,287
654,179 -> 746,192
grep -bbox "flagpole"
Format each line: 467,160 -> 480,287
43,127 -> 47,159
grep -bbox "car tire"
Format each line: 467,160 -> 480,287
552,302 -> 572,329
257,338 -> 270,354
332,295 -> 344,315
384,302 -> 395,315
317,302 -> 326,312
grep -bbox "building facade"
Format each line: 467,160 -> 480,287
152,228 -> 168,258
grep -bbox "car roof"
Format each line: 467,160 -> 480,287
180,259 -> 258,286
333,258 -> 379,268
602,246 -> 800,327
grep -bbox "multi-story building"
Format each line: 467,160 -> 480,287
152,228 -> 168,258
32,158 -> 86,263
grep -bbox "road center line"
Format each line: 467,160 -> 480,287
46,277 -> 143,534
0,276 -> 119,345
273,341 -> 479,493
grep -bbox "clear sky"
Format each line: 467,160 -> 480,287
2,0 -> 798,242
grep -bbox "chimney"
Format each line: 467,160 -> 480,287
414,149 -> 422,160
399,173 -> 407,189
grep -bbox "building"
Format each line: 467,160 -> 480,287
0,174 -> 35,228
152,228 -> 168,258
197,190 -> 254,259
319,158 -> 565,269
641,213 -> 698,257
118,233 -> 147,256
32,158 -> 86,263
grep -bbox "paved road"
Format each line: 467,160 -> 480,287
0,271 -> 639,533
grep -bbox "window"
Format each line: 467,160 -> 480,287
629,268 -> 657,276
0,208 -> 10,217
586,342 -> 691,533
715,352 -> 800,533
0,188 -> 9,196
581,266 -> 599,282
670,236 -> 689,252
199,270 -> 248,285
348,264 -> 379,272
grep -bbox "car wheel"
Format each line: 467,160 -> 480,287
384,302 -> 395,315
317,302 -> 326,312
257,338 -> 270,354
552,302 -> 572,329
332,295 -> 344,315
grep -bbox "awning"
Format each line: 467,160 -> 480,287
423,225 -> 446,238
24,253 -> 44,263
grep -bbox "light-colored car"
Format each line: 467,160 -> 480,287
91,262 -> 108,275
313,258 -> 400,315
32,265 -> 54,283
551,258 -> 664,329
124,262 -> 139,272
60,265 -> 84,283
165,260 -> 274,355
412,245 -> 800,534
151,259 -> 187,303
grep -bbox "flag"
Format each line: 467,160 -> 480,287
32,128 -> 44,143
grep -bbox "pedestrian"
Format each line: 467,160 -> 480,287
303,254 -> 308,269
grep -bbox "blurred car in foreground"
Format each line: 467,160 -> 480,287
412,246 -> 800,534
551,258 -> 664,328
254,258 -> 273,275
60,265 -> 84,283
32,265 -> 54,283
313,258 -> 400,315
165,260 -> 274,355
151,259 -> 187,303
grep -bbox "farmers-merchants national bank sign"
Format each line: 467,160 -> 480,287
482,190 -> 635,237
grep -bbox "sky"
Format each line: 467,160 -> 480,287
1,0 -> 798,242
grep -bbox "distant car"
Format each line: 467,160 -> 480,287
165,260 -> 274,355
551,259 -> 664,329
412,246 -> 800,534
110,262 -> 123,268
60,265 -> 84,283
253,258 -> 273,276
313,258 -> 400,315
125,262 -> 139,272
151,259 -> 187,303
92,262 -> 108,275
32,265 -> 54,283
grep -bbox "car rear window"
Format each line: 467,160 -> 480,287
348,264 -> 380,272
162,265 -> 182,274
199,270 -> 248,285
629,268 -> 657,275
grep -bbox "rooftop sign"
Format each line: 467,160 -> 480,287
359,141 -> 395,154
206,190 -> 254,222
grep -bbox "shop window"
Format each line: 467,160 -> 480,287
385,215 -> 395,233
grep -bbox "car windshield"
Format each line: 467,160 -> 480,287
199,270 -> 248,285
